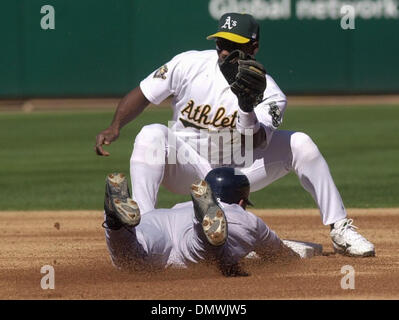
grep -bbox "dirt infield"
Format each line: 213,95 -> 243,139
1,209 -> 398,300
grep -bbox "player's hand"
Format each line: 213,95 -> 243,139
231,59 -> 266,112
219,50 -> 266,112
95,126 -> 120,156
219,262 -> 249,277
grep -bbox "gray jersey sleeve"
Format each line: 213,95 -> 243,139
252,213 -> 283,256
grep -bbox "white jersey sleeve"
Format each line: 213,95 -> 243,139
139,52 -> 192,105
254,74 -> 287,145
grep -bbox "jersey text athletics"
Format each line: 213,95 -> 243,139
179,99 -> 238,130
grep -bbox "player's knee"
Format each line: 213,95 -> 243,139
290,132 -> 321,162
131,124 -> 169,165
134,124 -> 168,146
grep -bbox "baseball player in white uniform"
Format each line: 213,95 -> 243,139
103,169 -> 301,276
95,13 -> 375,257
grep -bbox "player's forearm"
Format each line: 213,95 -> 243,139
110,86 -> 150,130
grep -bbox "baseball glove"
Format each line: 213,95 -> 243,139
219,50 -> 267,112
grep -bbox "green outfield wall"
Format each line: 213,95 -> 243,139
1,0 -> 399,98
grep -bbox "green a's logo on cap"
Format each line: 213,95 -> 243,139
221,16 -> 237,30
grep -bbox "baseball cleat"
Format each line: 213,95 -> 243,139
190,179 -> 228,246
330,218 -> 375,257
103,172 -> 140,230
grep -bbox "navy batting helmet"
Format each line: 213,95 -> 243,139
204,167 -> 253,206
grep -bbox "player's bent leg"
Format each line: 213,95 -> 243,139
241,130 -> 294,192
243,130 -> 375,257
246,130 -> 346,225
130,124 -> 169,213
289,132 -> 347,225
161,129 -> 212,195
130,124 -> 211,213
290,132 -> 374,256
162,153 -> 211,196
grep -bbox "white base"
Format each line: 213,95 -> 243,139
245,240 -> 323,260
282,240 -> 323,258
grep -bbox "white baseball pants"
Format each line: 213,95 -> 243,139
130,124 -> 347,225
